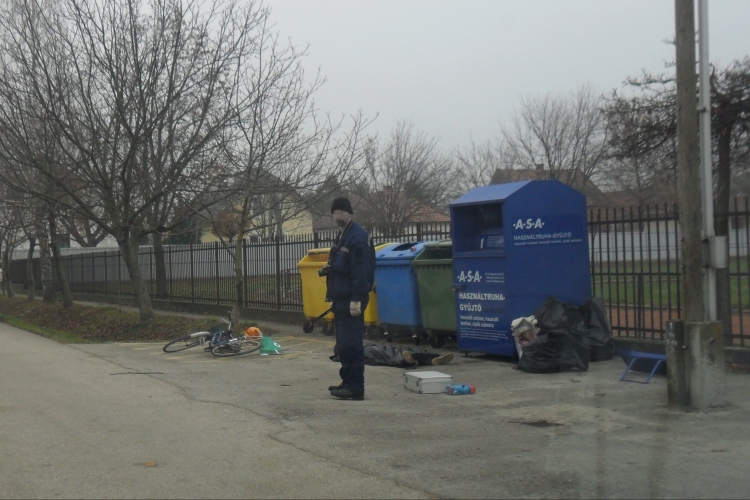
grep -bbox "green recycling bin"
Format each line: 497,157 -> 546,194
411,240 -> 456,348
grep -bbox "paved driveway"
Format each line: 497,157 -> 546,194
2,320 -> 750,499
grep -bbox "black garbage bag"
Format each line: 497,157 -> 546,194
533,296 -> 585,333
516,329 -> 590,373
579,297 -> 616,361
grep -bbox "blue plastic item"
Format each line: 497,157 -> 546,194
447,384 -> 475,395
374,242 -> 426,328
450,180 -> 591,357
618,349 -> 667,384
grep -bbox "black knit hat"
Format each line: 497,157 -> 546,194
330,197 -> 353,215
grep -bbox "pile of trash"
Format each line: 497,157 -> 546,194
512,297 -> 615,374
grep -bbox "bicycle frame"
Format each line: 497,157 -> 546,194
191,311 -> 235,349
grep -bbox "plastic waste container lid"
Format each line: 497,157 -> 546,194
376,242 -> 425,261
424,240 -> 452,247
298,247 -> 331,266
375,242 -> 398,252
415,240 -> 452,260
306,248 -> 331,256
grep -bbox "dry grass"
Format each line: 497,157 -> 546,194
0,296 -> 236,343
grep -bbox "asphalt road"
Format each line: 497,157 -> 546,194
2,320 -> 749,499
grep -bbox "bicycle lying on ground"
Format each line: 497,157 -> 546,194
162,311 -> 262,357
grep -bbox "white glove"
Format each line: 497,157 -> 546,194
349,301 -> 362,316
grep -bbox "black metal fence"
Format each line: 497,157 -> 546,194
8,222 -> 451,310
588,200 -> 750,347
9,205 -> 750,347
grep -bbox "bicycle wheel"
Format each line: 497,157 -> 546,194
163,332 -> 208,353
211,335 -> 262,357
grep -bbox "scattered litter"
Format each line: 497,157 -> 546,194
260,336 -> 283,355
511,316 -> 539,358
618,349 -> 666,384
447,384 -> 475,395
245,327 -> 262,339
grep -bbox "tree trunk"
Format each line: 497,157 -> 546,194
26,237 -> 36,300
152,233 -> 168,298
232,235 -> 244,328
49,213 -> 74,309
36,221 -> 56,303
715,122 -> 733,345
118,230 -> 155,322
1,244 -> 13,298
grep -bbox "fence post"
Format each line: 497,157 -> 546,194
242,238 -> 248,307
215,241 -> 220,305
416,222 -> 422,242
103,251 -> 108,296
168,244 -> 173,300
313,231 -> 319,249
149,246 -> 153,298
67,254 -> 72,293
635,273 -> 645,339
117,250 -> 122,298
275,235 -> 282,310
189,243 -> 195,303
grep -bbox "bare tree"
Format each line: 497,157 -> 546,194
59,206 -> 108,248
0,0 -> 267,321
0,186 -> 28,298
602,58 -> 750,341
200,22 -> 371,323
602,71 -> 678,203
0,145 -> 76,305
602,59 -> 750,205
498,85 -> 609,190
453,138 -> 499,191
21,226 -> 36,301
353,121 -> 458,237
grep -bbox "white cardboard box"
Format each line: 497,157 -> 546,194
403,371 -> 453,394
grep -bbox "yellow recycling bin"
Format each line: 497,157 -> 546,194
298,248 -> 335,334
298,243 -> 397,335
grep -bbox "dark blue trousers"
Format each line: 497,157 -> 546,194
333,300 -> 367,394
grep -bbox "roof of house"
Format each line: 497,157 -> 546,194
587,182 -> 678,212
312,196 -> 449,231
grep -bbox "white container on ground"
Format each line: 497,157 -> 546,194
403,371 -> 453,394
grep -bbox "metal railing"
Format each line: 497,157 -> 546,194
8,205 -> 750,346
10,222 -> 450,312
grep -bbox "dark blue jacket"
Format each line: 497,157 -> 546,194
325,221 -> 375,304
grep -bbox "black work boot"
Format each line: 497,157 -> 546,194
330,388 -> 364,400
328,383 -> 344,392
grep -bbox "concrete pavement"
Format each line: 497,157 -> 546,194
1,318 -> 749,499
0,323 -> 426,499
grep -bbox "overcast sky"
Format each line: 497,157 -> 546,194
267,0 -> 750,151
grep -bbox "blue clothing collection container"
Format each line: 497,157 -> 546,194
374,242 -> 426,330
450,180 -> 591,356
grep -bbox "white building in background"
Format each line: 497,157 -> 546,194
10,234 -> 119,261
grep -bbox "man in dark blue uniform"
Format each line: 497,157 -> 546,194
325,197 -> 375,401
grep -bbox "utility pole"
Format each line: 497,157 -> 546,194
675,0 -> 703,323
668,0 -> 725,410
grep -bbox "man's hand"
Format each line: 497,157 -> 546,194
349,301 -> 362,316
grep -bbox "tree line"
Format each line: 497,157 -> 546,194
0,0 -> 748,325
